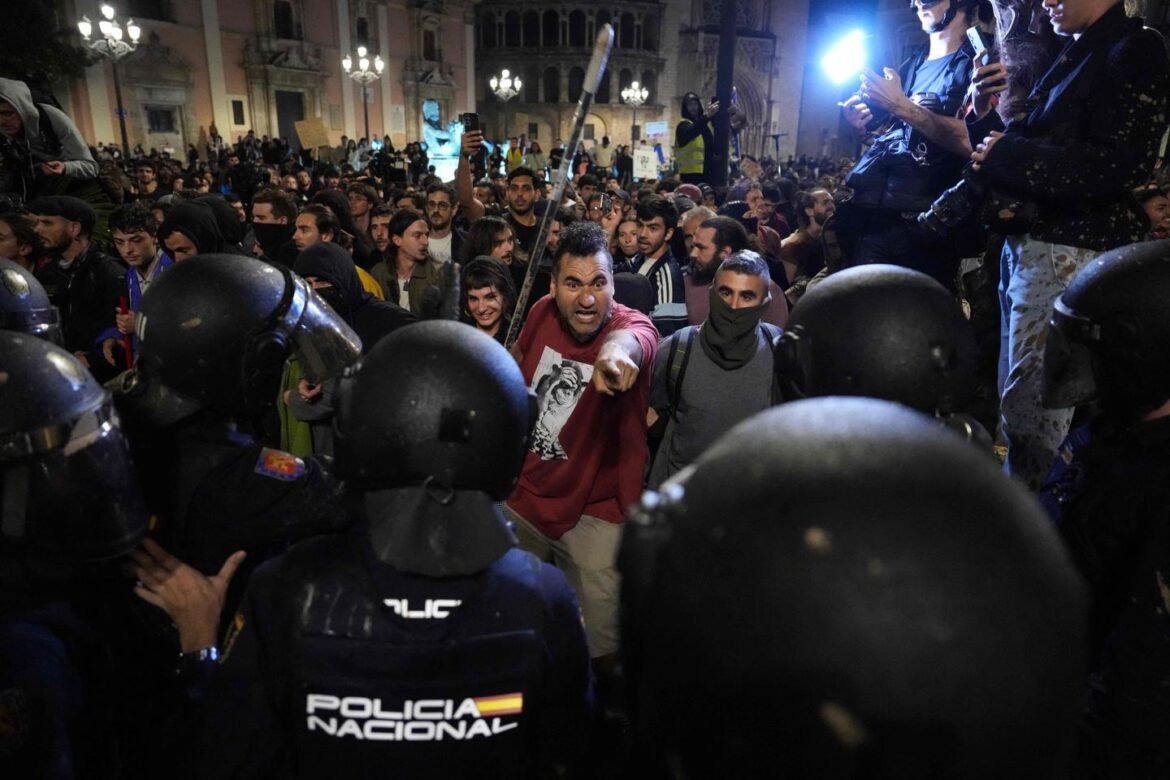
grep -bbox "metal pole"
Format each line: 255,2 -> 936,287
362,85 -> 370,143
631,105 -> 636,143
111,58 -> 130,158
709,0 -> 737,188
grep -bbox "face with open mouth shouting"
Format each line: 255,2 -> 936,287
551,252 -> 614,342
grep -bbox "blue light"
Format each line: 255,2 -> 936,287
821,30 -> 867,85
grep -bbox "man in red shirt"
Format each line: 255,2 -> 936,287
506,221 -> 658,669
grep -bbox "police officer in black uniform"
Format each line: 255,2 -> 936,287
0,257 -> 62,342
621,397 -> 1087,778
773,264 -> 989,444
1039,241 -> 1170,778
0,331 -> 149,777
103,253 -> 361,778
197,321 -> 592,778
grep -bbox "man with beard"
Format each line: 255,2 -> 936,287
648,251 -> 782,487
133,159 -> 169,203
27,195 -> 124,379
1136,184 -> 1170,240
778,188 -> 835,294
686,216 -> 788,327
423,182 -> 464,268
505,166 -> 541,268
505,221 -> 657,690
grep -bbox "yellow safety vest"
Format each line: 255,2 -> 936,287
676,120 -> 705,175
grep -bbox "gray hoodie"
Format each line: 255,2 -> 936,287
0,78 -> 98,180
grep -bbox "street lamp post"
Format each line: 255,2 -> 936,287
621,81 -> 648,143
342,45 -> 385,143
78,4 -> 141,158
488,69 -> 521,139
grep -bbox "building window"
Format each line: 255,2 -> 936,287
543,67 -> 560,102
274,0 -> 299,39
568,67 -> 584,102
127,0 -> 168,21
231,99 -> 246,126
146,106 -> 177,134
423,30 -> 437,61
596,72 -> 610,104
583,123 -> 595,141
641,71 -> 656,103
505,11 -> 521,47
356,17 -> 370,45
481,12 -> 496,47
528,122 -> 539,139
619,13 -> 634,48
568,11 -> 586,47
523,11 -> 539,47
643,13 -> 659,51
542,10 -> 559,46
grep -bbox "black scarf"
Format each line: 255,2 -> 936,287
699,283 -> 769,370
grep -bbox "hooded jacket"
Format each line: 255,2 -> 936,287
0,78 -> 98,181
311,190 -> 376,269
293,243 -> 416,353
158,202 -> 226,256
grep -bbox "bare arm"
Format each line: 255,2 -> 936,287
862,67 -> 972,157
457,131 -> 486,221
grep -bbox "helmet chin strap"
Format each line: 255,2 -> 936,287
928,4 -> 959,33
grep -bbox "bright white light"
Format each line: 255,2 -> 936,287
821,30 -> 866,85
101,4 -> 115,20
127,19 -> 140,41
78,16 -> 92,38
342,54 -> 352,72
501,69 -> 510,79
357,45 -> 367,57
374,56 -> 384,74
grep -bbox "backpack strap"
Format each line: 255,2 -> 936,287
759,323 -> 783,406
665,327 -> 697,421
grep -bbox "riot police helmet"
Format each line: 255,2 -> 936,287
122,253 -> 361,424
0,331 -> 147,559
0,258 -> 62,344
1043,240 -> 1170,416
334,320 -> 531,499
775,264 -> 976,415
621,397 -> 1086,778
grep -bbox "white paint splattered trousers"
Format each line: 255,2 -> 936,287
998,234 -> 1100,491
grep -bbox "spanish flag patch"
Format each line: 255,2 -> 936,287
473,693 -> 524,717
254,447 -> 306,482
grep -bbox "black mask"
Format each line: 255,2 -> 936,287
699,283 -> 769,370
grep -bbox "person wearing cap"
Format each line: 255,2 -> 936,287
28,195 -> 125,379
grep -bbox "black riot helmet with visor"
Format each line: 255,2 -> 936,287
620,398 -> 1086,778
333,321 -> 536,577
119,253 -> 362,425
0,332 -> 147,560
0,258 -> 62,344
774,264 -> 977,417
1043,241 -> 1170,418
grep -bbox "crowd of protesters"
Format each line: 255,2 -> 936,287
8,0 -> 1170,774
